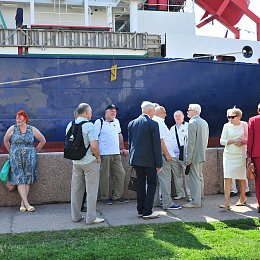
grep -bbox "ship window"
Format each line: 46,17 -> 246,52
216,55 -> 236,62
193,54 -> 214,60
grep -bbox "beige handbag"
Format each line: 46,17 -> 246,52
246,162 -> 256,181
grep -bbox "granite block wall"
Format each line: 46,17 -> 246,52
0,149 -> 255,206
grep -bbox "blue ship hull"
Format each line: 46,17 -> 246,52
0,55 -> 259,151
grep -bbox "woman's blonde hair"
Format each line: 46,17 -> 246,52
229,106 -> 242,118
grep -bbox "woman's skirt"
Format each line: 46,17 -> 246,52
223,152 -> 246,179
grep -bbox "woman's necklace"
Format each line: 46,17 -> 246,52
19,125 -> 28,135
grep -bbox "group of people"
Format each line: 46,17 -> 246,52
67,101 -> 260,221
128,102 -> 209,219
69,101 -> 209,222
67,103 -> 129,224
3,102 -> 260,223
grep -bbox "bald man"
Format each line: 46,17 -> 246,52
153,106 -> 182,210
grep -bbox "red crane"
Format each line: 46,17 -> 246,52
195,0 -> 260,40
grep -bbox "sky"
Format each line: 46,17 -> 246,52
191,0 -> 260,41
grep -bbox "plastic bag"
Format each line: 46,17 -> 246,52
0,160 -> 10,185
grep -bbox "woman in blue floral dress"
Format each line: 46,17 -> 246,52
4,110 -> 46,212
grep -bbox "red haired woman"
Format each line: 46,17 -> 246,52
4,110 -> 46,212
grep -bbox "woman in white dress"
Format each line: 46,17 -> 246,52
219,107 -> 247,210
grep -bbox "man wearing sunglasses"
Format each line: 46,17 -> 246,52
183,104 -> 209,208
247,103 -> 260,213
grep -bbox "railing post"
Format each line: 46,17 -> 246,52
129,0 -> 139,33
84,0 -> 89,26
30,0 -> 35,25
106,5 -> 112,30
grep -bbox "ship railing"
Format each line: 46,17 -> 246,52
0,28 -> 160,53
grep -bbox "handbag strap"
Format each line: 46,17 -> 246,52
175,125 -> 181,150
131,166 -> 136,177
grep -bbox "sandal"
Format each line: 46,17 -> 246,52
27,206 -> 35,212
236,198 -> 247,206
20,207 -> 26,212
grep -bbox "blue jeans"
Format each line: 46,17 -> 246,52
135,166 -> 157,216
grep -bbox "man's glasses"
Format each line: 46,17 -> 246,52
227,115 -> 237,119
187,110 -> 195,112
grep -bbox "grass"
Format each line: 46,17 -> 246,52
0,218 -> 260,259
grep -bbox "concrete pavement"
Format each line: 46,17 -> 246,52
0,194 -> 259,235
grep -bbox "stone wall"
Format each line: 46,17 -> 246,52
0,149 -> 255,206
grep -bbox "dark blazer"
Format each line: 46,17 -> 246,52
128,114 -> 162,168
248,114 -> 260,158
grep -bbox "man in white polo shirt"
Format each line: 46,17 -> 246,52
94,104 -> 129,205
153,106 -> 182,210
170,110 -> 190,201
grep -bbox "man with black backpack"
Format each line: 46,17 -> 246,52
65,103 -> 104,225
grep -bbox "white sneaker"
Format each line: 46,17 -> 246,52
143,212 -> 160,219
174,195 -> 186,200
182,203 -> 201,208
73,216 -> 84,222
89,217 -> 105,224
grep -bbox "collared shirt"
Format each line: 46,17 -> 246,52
143,113 -> 151,119
94,117 -> 121,155
170,122 -> 188,157
66,117 -> 98,165
153,115 -> 174,157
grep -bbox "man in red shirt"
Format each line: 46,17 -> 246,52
247,103 -> 260,213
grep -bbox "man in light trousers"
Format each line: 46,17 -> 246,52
170,110 -> 190,201
153,106 -> 182,210
66,103 -> 104,224
184,104 -> 209,208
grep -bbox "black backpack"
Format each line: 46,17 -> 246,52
64,121 -> 90,160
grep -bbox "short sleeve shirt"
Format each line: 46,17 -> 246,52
170,122 -> 188,157
66,117 -> 98,165
94,118 -> 121,155
153,115 -> 174,157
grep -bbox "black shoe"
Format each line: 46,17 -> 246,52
81,206 -> 87,212
245,191 -> 252,197
258,208 -> 260,213
113,198 -> 129,203
230,192 -> 237,197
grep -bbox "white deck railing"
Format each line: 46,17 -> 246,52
0,29 -> 160,51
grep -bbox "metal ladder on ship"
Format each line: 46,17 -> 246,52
0,11 -> 7,29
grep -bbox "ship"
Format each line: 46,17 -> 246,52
0,0 -> 260,152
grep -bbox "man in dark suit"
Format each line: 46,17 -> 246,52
247,103 -> 260,213
128,101 -> 163,219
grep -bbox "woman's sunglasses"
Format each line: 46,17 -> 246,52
227,115 -> 237,119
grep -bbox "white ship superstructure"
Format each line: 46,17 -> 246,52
0,0 -> 260,63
